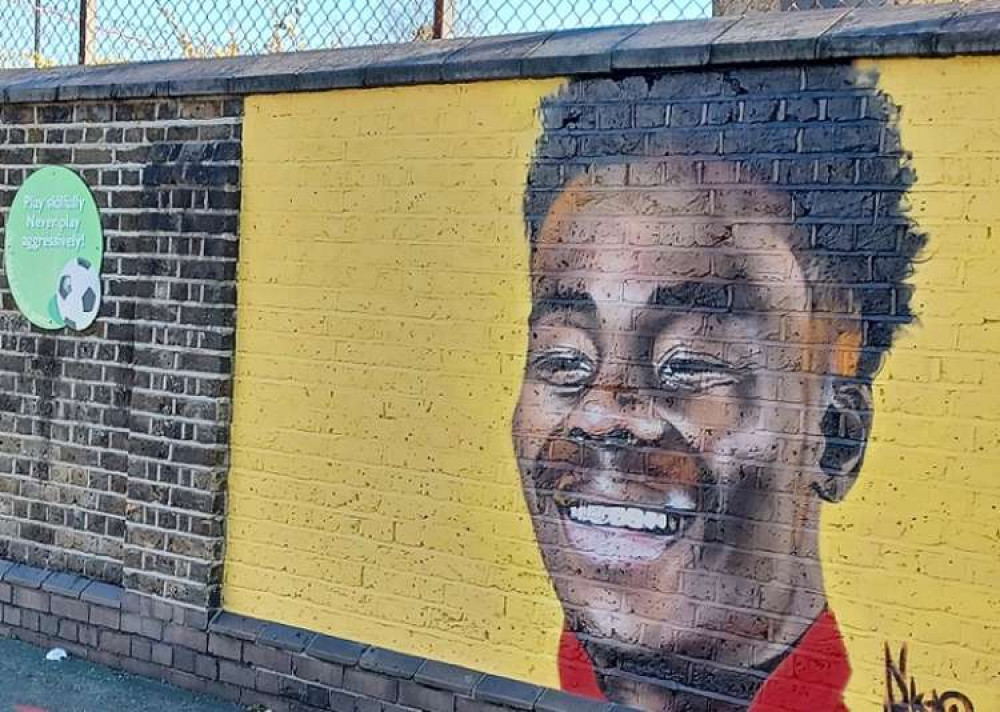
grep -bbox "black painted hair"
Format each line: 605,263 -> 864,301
524,65 -> 926,384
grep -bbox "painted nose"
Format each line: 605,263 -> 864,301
566,385 -> 666,446
564,384 -> 703,493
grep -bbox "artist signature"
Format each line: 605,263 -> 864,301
884,644 -> 975,712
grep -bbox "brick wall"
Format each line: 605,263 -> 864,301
0,14 -> 996,712
228,59 -> 998,711
227,81 -> 563,684
0,97 -> 240,607
231,63 -> 909,702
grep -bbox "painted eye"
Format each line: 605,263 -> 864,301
657,350 -> 740,392
530,348 -> 595,388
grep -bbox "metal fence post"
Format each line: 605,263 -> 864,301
33,0 -> 42,67
432,0 -> 454,39
78,0 -> 96,64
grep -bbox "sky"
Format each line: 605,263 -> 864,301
0,0 -> 712,67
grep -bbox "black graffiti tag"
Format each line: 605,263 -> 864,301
884,643 -> 974,712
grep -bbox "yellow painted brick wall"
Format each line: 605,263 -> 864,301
228,80 -> 565,686
827,57 -> 1000,710
228,61 -> 999,708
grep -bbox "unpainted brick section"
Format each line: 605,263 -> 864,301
0,97 -> 240,609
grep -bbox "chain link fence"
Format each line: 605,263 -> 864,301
1,0 -> 918,68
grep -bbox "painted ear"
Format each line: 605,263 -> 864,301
813,381 -> 873,503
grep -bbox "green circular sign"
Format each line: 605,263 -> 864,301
5,166 -> 104,330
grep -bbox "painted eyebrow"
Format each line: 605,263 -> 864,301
529,289 -> 598,324
648,281 -> 731,310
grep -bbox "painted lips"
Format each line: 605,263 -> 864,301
565,503 -> 688,535
556,480 -> 698,537
545,452 -> 704,550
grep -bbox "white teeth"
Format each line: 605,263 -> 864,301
565,504 -> 688,535
665,492 -> 697,512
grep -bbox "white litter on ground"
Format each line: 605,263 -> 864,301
44,647 -> 68,662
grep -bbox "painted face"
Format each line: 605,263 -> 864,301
513,179 -> 842,694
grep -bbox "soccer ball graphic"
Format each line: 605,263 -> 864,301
56,257 -> 101,331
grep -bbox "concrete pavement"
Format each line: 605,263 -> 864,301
0,638 -> 244,712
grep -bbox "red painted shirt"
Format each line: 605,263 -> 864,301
559,610 -> 850,711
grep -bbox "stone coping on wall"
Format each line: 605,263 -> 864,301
0,1 -> 998,103
0,558 -> 632,712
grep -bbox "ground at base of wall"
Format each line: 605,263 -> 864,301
0,638 -> 242,712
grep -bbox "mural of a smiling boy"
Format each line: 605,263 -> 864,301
512,66 -> 923,711
228,46 -> 1000,712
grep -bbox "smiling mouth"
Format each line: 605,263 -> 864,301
562,502 -> 693,536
